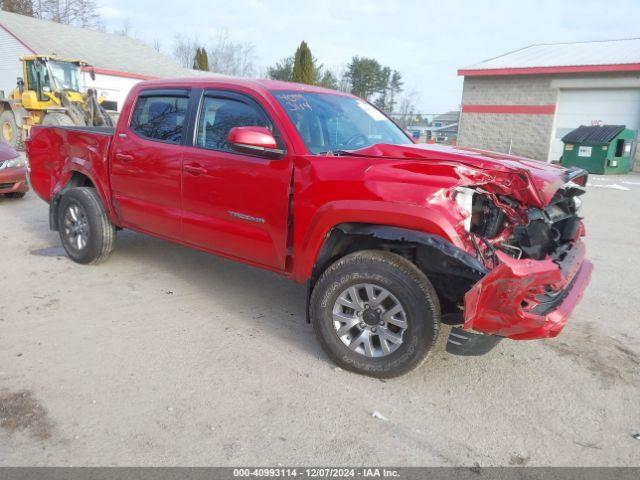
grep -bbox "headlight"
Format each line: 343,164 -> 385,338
454,187 -> 475,231
455,187 -> 506,238
572,196 -> 582,214
0,155 -> 26,170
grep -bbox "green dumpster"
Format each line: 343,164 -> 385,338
561,125 -> 635,174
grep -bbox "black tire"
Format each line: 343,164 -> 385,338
58,187 -> 116,265
5,192 -> 26,199
1,110 -> 23,150
42,112 -> 75,127
310,250 -> 440,378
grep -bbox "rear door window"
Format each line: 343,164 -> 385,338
130,94 -> 189,144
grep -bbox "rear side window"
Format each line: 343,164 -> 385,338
196,96 -> 271,151
130,95 -> 189,144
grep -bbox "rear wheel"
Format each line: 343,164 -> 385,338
310,250 -> 440,378
1,110 -> 23,150
58,187 -> 116,264
42,112 -> 75,127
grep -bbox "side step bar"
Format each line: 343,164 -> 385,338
446,327 -> 502,356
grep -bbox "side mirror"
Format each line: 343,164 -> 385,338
228,126 -> 284,158
89,68 -> 96,81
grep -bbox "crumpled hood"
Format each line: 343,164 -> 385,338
348,143 -> 587,207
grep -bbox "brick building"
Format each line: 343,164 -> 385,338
457,38 -> 640,166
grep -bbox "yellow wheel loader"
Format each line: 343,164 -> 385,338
0,55 -> 113,150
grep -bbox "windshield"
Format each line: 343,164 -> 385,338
273,91 -> 412,154
47,61 -> 81,91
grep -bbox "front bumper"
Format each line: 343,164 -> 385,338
463,240 -> 593,340
0,166 -> 29,194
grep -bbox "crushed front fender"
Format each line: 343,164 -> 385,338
463,241 -> 593,340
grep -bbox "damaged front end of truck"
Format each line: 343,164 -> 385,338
313,144 -> 594,357
440,160 -> 593,354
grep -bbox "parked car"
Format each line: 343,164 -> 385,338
0,141 -> 28,198
26,78 -> 593,378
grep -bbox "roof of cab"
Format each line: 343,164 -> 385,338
135,76 -> 353,97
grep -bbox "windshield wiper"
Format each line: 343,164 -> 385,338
316,150 -> 352,156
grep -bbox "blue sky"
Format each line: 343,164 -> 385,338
98,0 -> 640,113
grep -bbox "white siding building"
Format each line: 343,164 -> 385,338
0,10 -> 205,111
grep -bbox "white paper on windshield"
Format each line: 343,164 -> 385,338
357,101 -> 387,121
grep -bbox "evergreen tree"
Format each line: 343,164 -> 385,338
193,47 -> 210,71
291,41 -> 315,85
267,56 -> 294,81
200,48 -> 209,71
387,70 -> 403,113
345,56 -> 385,101
319,70 -> 338,90
266,43 -> 403,101
345,57 -> 403,111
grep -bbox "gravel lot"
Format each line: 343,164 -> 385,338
1,168 -> 639,466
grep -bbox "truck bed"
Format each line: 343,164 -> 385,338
27,125 -> 114,203
51,126 -> 116,135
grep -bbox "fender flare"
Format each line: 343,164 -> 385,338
310,223 -> 487,281
335,224 -> 486,274
302,222 -> 488,323
292,199 -> 466,283
49,164 -> 118,230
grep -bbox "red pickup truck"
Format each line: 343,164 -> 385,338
26,78 -> 593,377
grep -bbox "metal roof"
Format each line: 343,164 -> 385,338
0,10 -> 203,79
459,38 -> 640,76
432,110 -> 460,123
561,125 -> 626,144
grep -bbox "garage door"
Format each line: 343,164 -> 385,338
549,88 -> 640,162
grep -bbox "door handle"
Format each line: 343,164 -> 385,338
115,153 -> 134,162
184,163 -> 207,176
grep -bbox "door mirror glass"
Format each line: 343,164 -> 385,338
228,126 -> 284,158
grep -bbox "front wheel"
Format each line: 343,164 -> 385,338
310,250 -> 440,378
58,187 -> 116,264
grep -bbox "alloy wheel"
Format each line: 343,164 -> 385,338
62,203 -> 90,251
332,283 -> 408,357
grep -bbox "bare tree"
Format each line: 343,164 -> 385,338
207,30 -> 256,77
114,18 -> 133,37
152,39 -> 162,53
93,18 -> 107,32
395,89 -> 421,128
172,35 -> 198,69
333,64 -> 351,93
173,30 -> 256,76
38,0 -> 101,28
